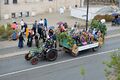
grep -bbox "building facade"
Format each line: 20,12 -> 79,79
0,0 -> 114,20
0,0 -> 81,19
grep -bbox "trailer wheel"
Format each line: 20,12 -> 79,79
30,57 -> 39,65
92,47 -> 99,52
63,47 -> 69,53
25,53 -> 31,61
46,49 -> 58,61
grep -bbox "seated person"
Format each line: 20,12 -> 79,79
45,38 -> 54,49
88,32 -> 94,44
48,29 -> 54,37
11,31 -> 17,40
80,34 -> 87,46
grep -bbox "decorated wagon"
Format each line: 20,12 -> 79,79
25,20 -> 106,65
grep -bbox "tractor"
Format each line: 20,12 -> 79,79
25,38 -> 58,65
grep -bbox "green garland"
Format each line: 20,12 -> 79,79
91,20 -> 107,36
57,32 -> 74,47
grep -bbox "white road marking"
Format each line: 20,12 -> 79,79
0,49 -> 119,78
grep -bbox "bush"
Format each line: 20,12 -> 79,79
0,24 -> 17,41
94,15 -> 114,22
91,20 -> 107,36
0,26 -> 5,35
1,33 -> 8,40
104,50 -> 120,80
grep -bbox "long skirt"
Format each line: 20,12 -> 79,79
27,41 -> 32,47
18,40 -> 24,48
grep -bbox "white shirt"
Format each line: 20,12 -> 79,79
20,21 -> 24,26
39,20 -> 44,25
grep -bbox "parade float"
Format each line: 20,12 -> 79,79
25,20 -> 107,65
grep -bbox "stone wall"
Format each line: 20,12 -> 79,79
0,0 -> 80,19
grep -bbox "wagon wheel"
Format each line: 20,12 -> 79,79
46,49 -> 58,61
25,53 -> 32,61
92,47 -> 99,52
30,57 -> 39,65
63,47 -> 69,53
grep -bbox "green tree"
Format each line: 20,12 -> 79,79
91,20 -> 107,36
104,49 -> 120,80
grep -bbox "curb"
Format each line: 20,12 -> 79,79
0,50 -> 28,59
105,33 -> 120,39
0,33 -> 120,59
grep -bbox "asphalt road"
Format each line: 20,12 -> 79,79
0,36 -> 120,80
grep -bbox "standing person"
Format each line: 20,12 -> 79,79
38,23 -> 42,39
20,19 -> 24,30
32,20 -> 37,36
74,22 -> 78,28
27,32 -> 33,47
41,28 -> 46,43
39,19 -> 44,26
26,26 -> 29,38
35,34 -> 39,48
44,18 -> 48,30
24,23 -> 27,34
18,33 -> 25,48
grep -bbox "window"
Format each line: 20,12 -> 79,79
19,12 -> 23,17
11,13 -> 16,18
49,0 -> 53,1
25,11 -> 29,17
13,0 -> 17,4
40,0 -> 43,2
4,0 -> 9,5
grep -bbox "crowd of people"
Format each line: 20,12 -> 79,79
10,18 -> 104,49
71,28 -> 104,47
17,18 -> 48,48
57,21 -> 104,47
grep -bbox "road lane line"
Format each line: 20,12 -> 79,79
0,49 -> 119,78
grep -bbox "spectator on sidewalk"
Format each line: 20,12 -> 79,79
26,26 -> 29,38
27,32 -> 33,47
35,34 -> 39,48
39,19 -> 44,26
44,18 -> 48,30
38,23 -> 42,39
32,20 -> 38,36
18,33 -> 25,49
20,19 -> 24,30
24,23 -> 28,34
11,30 -> 18,41
11,22 -> 18,30
41,28 -> 46,43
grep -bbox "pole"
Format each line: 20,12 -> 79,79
0,0 -> 1,20
86,0 -> 89,31
118,0 -> 120,7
